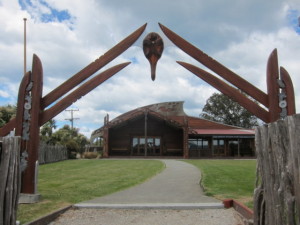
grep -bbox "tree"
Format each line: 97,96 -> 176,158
200,92 -> 258,128
0,104 -> 16,127
51,124 -> 89,155
40,119 -> 57,144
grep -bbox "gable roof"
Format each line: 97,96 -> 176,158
91,101 -> 255,140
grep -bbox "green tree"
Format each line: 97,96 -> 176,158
51,125 -> 89,157
0,104 -> 16,127
40,119 -> 57,144
200,92 -> 258,128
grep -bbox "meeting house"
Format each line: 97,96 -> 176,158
90,101 -> 255,158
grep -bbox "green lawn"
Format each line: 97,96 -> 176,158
18,159 -> 256,224
17,159 -> 165,224
185,159 -> 256,208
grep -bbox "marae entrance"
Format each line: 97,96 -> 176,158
0,22 -> 295,194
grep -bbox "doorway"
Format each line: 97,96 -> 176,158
131,136 -> 161,156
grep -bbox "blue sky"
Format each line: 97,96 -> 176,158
19,0 -> 71,22
0,0 -> 300,137
287,9 -> 300,33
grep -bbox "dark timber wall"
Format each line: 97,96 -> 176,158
108,115 -> 183,156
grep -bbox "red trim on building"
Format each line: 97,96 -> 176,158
191,129 -> 255,135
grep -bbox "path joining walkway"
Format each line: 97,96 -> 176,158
75,160 -> 223,209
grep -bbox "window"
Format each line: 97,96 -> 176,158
132,137 -> 138,148
188,138 -> 209,150
213,139 -> 224,147
131,136 -> 161,156
213,139 -> 226,155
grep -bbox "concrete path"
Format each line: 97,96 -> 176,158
75,160 -> 223,209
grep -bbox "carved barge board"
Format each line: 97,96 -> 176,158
41,24 -> 146,109
41,62 -> 130,125
178,61 -> 270,123
159,23 -> 269,108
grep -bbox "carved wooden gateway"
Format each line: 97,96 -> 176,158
0,23 -> 298,223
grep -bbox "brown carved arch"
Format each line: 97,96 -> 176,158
0,23 -> 296,194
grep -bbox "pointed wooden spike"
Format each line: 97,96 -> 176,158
159,23 -> 268,107
177,61 -> 270,123
280,66 -> 296,115
40,62 -> 131,125
266,49 -> 280,122
41,24 -> 146,109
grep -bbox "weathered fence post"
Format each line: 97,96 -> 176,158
39,142 -> 68,164
254,114 -> 300,225
0,136 -> 21,225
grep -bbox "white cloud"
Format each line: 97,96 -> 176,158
0,90 -> 9,98
213,26 -> 300,111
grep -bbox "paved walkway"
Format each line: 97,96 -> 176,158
51,160 -> 245,225
75,160 -> 223,209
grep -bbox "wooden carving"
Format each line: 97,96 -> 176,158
0,24 -> 145,195
0,21 -> 297,195
143,32 -> 164,81
41,62 -> 130,124
159,23 -> 296,123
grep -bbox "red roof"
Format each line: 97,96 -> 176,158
191,129 -> 255,135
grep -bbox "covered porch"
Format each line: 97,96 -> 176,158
188,129 -> 255,158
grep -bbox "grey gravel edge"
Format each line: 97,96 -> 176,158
74,202 -> 224,210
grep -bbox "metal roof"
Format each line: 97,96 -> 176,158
190,129 -> 255,135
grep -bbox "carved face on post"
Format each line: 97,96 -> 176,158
143,32 -> 164,81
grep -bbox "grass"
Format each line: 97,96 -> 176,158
185,159 -> 256,208
17,159 -> 164,224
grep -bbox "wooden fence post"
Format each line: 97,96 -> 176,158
0,136 -> 21,225
39,142 -> 68,164
254,114 -> 300,225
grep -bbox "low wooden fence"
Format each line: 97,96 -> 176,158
0,136 -> 21,225
254,114 -> 300,225
39,142 -> 68,164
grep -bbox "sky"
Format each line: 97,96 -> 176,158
0,0 -> 299,138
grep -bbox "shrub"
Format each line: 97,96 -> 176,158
82,152 -> 99,159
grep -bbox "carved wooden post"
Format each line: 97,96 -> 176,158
102,127 -> 109,158
18,55 -> 43,197
0,25 -> 145,204
24,55 -> 43,194
182,117 -> 189,159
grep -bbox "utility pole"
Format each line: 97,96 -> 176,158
65,109 -> 79,130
